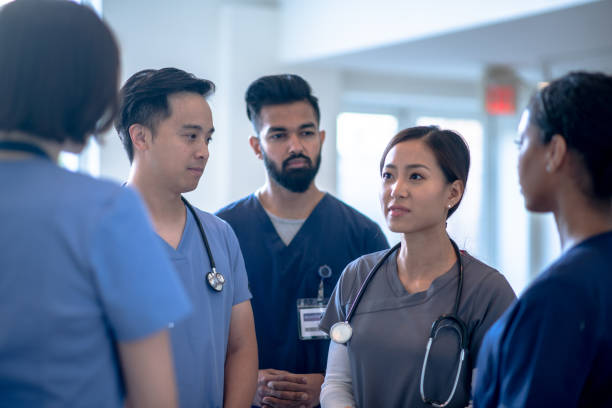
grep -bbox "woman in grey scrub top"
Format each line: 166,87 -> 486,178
319,126 -> 516,408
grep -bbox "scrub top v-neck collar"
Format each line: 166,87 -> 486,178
384,251 -> 461,303
159,203 -> 194,258
253,192 -> 330,252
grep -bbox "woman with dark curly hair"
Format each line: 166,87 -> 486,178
474,71 -> 612,408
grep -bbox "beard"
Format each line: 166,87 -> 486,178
262,149 -> 321,193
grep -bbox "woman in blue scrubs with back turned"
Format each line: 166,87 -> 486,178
0,1 -> 190,407
474,71 -> 612,407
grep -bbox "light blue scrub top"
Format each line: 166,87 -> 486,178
163,206 -> 251,408
0,158 -> 191,408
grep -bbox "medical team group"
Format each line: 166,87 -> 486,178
1,1 -> 611,408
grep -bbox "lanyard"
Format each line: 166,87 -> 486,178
0,141 -> 51,160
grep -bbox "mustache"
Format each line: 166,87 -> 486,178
282,153 -> 312,170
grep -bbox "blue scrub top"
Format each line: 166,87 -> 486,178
216,193 -> 389,374
0,158 -> 191,408
473,231 -> 612,408
162,206 -> 251,408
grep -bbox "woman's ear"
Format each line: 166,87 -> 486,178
545,134 -> 567,173
447,180 -> 464,208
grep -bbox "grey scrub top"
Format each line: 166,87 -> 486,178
320,248 -> 516,408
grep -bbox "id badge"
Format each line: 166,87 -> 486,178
296,298 -> 330,340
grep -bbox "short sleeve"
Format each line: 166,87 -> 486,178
320,261 -> 360,334
225,223 -> 251,306
89,188 -> 191,341
473,279 -> 596,407
469,272 -> 516,358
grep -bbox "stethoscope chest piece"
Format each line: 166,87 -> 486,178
181,196 -> 226,293
330,321 -> 353,344
207,268 -> 225,292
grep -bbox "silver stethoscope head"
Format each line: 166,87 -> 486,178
182,196 -> 225,292
330,321 -> 353,343
330,239 -> 467,407
330,242 -> 401,344
207,267 -> 225,292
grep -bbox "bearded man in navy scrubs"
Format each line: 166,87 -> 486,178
216,74 -> 389,408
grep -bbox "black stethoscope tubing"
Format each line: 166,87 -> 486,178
180,196 -> 225,292
342,239 -> 463,324
181,196 -> 216,271
0,141 -> 225,292
343,241 -> 400,322
331,237 -> 467,408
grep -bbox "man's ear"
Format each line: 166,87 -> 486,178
249,135 -> 263,160
319,129 -> 326,146
545,134 -> 568,173
129,124 -> 151,154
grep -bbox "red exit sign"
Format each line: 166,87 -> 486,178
485,84 -> 516,115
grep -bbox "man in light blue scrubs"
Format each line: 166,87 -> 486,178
216,74 -> 388,407
116,68 -> 258,408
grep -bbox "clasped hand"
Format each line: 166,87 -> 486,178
254,369 -> 324,408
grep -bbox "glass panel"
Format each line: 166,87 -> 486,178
58,152 -> 80,172
58,138 -> 101,176
337,112 -> 399,245
416,117 -> 484,256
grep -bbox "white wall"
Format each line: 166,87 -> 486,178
279,0 -> 595,63
101,0 -> 221,191
100,1 -> 341,212
99,0 -> 565,293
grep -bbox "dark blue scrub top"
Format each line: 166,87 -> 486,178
217,193 -> 389,374
474,231 -> 612,408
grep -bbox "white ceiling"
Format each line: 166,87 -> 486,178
298,0 -> 612,82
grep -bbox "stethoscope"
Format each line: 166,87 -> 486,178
180,197 -> 225,292
0,141 -> 226,292
329,238 -> 467,408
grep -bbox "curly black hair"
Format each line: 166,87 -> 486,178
527,71 -> 612,200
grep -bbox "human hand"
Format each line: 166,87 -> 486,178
254,369 -> 324,408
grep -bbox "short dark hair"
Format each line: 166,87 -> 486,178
245,74 -> 320,132
0,0 -> 119,144
115,68 -> 215,162
527,71 -> 612,201
380,126 -> 470,218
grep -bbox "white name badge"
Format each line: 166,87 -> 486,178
296,298 -> 330,340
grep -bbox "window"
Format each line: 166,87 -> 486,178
59,138 -> 101,176
415,117 -> 484,255
57,0 -> 103,175
337,112 -> 399,244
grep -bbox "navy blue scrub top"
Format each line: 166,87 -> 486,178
217,193 -> 389,374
